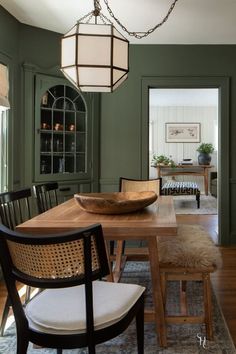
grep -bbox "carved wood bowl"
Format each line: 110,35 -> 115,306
74,192 -> 158,214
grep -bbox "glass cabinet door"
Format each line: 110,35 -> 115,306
37,83 -> 88,179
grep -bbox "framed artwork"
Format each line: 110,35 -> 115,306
165,122 -> 201,143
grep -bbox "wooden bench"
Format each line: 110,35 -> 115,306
161,181 -> 200,208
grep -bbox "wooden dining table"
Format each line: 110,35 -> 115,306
16,195 -> 177,347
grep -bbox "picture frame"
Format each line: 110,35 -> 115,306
165,122 -> 201,143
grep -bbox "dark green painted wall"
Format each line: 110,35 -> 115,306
100,45 -> 236,244
1,5 -> 236,244
19,24 -> 61,68
100,45 -> 236,186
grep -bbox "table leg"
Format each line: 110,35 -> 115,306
148,237 -> 167,347
204,168 -> 209,196
156,165 -> 161,178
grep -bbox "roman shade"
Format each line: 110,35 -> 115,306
0,63 -> 10,110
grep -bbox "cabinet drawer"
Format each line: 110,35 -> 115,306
58,184 -> 79,202
58,183 -> 92,203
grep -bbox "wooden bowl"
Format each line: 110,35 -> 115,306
74,191 -> 157,214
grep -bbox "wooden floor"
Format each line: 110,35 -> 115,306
0,214 -> 236,347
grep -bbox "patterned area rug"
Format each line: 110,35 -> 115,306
174,195 -> 217,215
0,262 -> 235,354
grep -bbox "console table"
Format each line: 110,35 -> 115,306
154,164 -> 213,195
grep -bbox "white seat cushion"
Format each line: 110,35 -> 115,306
25,281 -> 145,335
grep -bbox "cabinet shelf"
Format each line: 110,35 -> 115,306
37,83 -> 87,177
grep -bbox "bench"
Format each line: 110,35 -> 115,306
161,181 -> 200,208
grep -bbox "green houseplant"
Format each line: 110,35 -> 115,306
151,154 -> 176,168
196,143 -> 214,165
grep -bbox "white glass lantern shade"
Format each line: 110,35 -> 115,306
61,23 -> 129,92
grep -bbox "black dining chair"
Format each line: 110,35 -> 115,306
0,188 -> 33,336
33,182 -> 59,213
0,223 -> 145,354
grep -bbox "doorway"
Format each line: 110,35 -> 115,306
141,76 -> 230,245
149,88 -> 219,241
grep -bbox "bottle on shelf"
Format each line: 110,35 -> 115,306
70,141 -> 75,152
41,160 -> 47,174
55,139 -> 63,152
59,158 -> 64,173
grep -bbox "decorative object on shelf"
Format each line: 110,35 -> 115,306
55,139 -> 63,152
68,124 -> 75,131
60,0 -> 179,93
59,158 -> 65,173
197,143 -> 214,165
179,158 -> 193,165
151,154 -> 176,168
54,123 -> 63,131
41,122 -> 50,130
74,191 -> 157,214
166,122 -> 201,143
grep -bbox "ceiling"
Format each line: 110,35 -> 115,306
149,89 -> 218,106
0,0 -> 236,44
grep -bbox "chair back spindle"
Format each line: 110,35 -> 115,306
0,188 -> 32,230
33,182 -> 59,214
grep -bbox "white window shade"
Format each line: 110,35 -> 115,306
0,64 -> 10,110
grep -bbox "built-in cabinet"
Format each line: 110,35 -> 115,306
37,81 -> 88,179
23,68 -> 100,203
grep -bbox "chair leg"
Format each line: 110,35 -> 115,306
136,296 -> 144,354
0,295 -> 11,336
57,349 -> 63,354
160,272 -> 167,307
16,335 -> 28,354
110,240 -> 115,256
88,344 -> 96,354
203,273 -> 213,340
196,192 -> 200,208
24,286 -> 31,304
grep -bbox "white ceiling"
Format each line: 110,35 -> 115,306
0,0 -> 236,44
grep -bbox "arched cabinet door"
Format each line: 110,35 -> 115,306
34,74 -> 99,184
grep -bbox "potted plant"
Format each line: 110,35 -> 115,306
151,154 -> 176,168
196,143 -> 214,165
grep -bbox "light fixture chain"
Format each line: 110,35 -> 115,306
78,10 -> 94,23
103,0 -> 179,39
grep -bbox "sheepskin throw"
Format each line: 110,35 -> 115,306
157,224 -> 222,269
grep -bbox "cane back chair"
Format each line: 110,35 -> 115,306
110,178 -> 162,271
33,182 -> 59,214
0,188 -> 32,336
0,223 -> 145,354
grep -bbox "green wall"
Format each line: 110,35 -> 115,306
100,45 -> 236,186
1,5 -> 236,244
100,45 -> 236,244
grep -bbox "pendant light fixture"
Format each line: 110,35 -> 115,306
61,0 -> 129,93
61,0 -> 179,93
